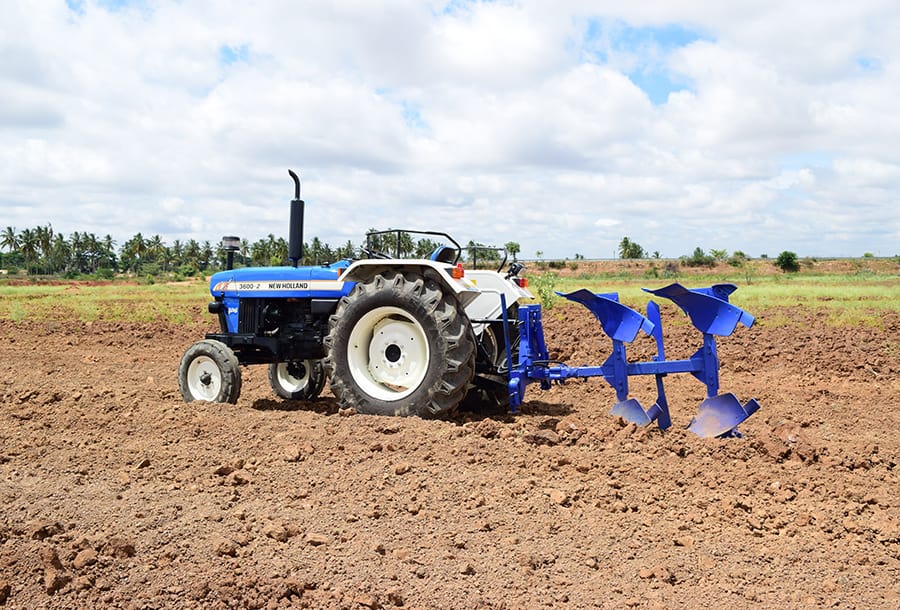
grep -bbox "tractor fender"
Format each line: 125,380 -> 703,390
340,259 -> 482,308
463,269 -> 534,334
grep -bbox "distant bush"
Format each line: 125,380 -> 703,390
682,247 -> 716,268
729,251 -> 748,267
775,251 -> 799,272
547,260 -> 566,269
567,261 -> 579,271
664,261 -> 679,278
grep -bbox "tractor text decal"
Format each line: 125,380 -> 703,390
213,280 -> 345,293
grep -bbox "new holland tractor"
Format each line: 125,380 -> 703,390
179,171 -> 760,437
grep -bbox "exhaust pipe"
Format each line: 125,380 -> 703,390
288,169 -> 304,267
222,235 -> 240,270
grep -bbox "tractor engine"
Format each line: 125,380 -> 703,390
209,297 -> 334,364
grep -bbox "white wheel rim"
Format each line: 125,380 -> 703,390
276,361 -> 311,393
347,306 -> 429,401
187,355 -> 222,401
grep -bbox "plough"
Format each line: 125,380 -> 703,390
506,282 -> 760,438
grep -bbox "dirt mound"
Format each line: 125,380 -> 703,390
0,305 -> 898,609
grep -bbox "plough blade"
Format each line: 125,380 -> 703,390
610,398 -> 654,426
688,393 -> 761,438
611,397 -> 671,429
557,289 -> 654,342
642,283 -> 754,336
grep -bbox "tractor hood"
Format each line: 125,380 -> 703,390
209,263 -> 353,299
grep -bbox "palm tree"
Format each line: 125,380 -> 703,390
161,246 -> 174,272
33,224 -> 53,274
19,228 -> 37,274
70,231 -> 86,273
184,239 -> 201,270
339,239 -> 355,259
272,237 -> 288,265
147,235 -> 164,264
84,233 -> 101,273
1,226 -> 19,253
251,238 -> 270,266
200,241 -> 213,271
101,235 -> 117,270
50,234 -> 70,274
122,233 -> 147,273
309,236 -> 324,264
618,236 -> 645,259
240,238 -> 249,266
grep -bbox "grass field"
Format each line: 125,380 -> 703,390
0,281 -> 206,325
549,273 -> 900,326
2,260 -> 898,328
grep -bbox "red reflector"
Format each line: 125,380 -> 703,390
452,263 -> 465,279
516,278 -> 528,288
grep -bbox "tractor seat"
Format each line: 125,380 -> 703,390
428,245 -> 457,264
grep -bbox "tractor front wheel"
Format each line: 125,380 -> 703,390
178,339 -> 242,404
268,359 -> 326,401
324,271 -> 475,417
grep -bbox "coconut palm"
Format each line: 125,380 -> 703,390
1,226 -> 19,253
19,228 -> 37,273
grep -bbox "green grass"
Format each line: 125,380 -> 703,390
541,272 -> 900,326
0,281 -> 208,324
1,271 -> 897,327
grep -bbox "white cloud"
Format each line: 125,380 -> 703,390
0,0 -> 898,259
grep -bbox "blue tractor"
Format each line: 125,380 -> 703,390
179,170 -> 760,437
178,170 -> 532,417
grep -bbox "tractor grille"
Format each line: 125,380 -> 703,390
237,299 -> 259,334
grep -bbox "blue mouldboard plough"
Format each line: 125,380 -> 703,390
506,282 -> 760,438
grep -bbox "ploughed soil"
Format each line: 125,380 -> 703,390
1,297 -> 898,609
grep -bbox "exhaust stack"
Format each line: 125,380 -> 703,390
288,169 -> 304,267
222,235 -> 240,270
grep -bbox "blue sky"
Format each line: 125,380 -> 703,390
1,0 -> 898,258
581,20 -> 708,104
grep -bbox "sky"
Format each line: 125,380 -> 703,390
1,0 -> 899,259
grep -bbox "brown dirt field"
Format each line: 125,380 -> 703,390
1,300 -> 898,609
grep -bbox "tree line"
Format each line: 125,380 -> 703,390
1,224 -> 807,279
0,224 -> 361,278
616,235 -> 804,272
0,224 -> 519,278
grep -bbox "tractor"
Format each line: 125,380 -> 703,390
178,170 -> 529,417
178,170 -> 760,437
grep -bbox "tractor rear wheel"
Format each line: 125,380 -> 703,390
268,359 -> 326,400
324,271 -> 475,417
178,339 -> 242,404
